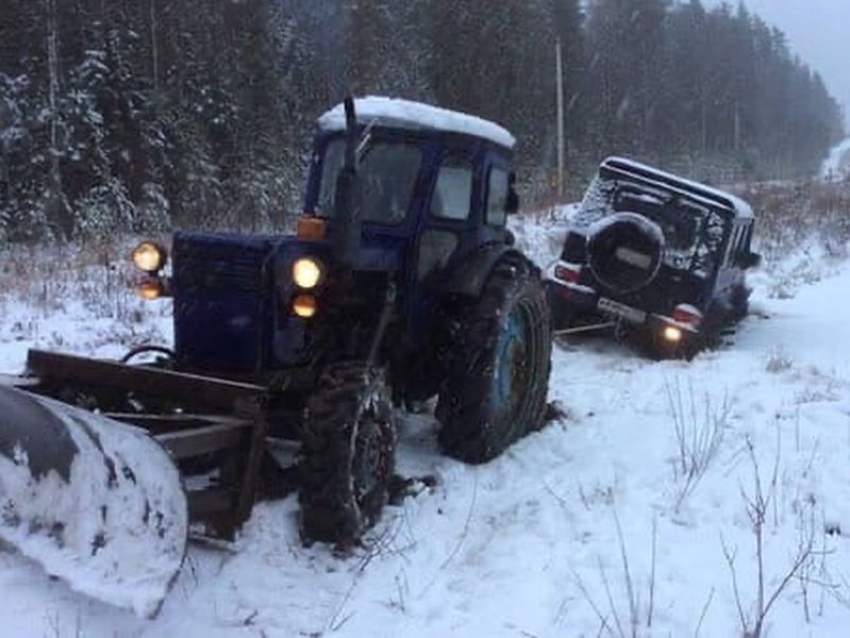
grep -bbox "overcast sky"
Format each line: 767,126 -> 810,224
706,0 -> 850,123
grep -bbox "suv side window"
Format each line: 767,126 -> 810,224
431,155 -> 473,221
724,225 -> 742,266
487,167 -> 510,226
743,224 -> 753,253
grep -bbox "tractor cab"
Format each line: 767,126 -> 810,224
165,97 -> 521,378
304,98 -> 520,336
306,97 -> 518,273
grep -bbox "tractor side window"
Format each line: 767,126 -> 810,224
431,155 -> 473,221
486,167 -> 510,226
318,139 -> 421,225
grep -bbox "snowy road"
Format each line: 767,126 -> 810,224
1,228 -> 849,637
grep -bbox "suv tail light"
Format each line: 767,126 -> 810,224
554,262 -> 582,284
673,304 -> 703,327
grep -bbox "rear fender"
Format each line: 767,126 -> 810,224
443,244 -> 525,298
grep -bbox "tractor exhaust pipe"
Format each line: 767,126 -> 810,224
333,95 -> 362,268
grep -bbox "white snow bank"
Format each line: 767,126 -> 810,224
508,204 -> 578,270
1,218 -> 850,636
821,138 -> 850,180
318,96 -> 516,149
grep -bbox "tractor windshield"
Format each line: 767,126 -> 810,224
317,139 -> 422,225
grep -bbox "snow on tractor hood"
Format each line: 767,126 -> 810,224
317,96 -> 516,150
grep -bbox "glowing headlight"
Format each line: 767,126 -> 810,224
132,241 -> 167,273
292,257 -> 323,289
663,326 -> 683,343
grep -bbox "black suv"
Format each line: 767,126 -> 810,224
546,156 -> 761,358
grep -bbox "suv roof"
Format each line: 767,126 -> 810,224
601,156 -> 754,220
317,96 -> 516,151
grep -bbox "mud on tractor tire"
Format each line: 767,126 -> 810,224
437,255 -> 552,464
299,362 -> 397,545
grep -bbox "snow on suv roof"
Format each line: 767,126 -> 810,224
602,156 -> 754,219
317,96 -> 516,150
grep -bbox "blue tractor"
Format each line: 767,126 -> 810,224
0,97 -> 552,615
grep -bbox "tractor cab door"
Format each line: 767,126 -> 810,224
406,149 -> 513,338
405,148 -> 478,336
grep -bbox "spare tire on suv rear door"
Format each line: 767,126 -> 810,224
586,212 -> 665,294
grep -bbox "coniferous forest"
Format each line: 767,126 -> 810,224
0,0 -> 844,241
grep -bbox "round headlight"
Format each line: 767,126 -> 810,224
132,241 -> 167,273
292,257 -> 323,289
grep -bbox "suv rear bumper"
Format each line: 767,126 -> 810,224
546,279 -> 699,341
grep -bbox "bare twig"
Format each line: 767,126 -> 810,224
572,567 -> 616,637
572,510 -> 658,638
721,534 -> 749,633
721,437 -> 816,637
597,555 -> 627,638
693,587 -> 715,638
417,471 -> 478,598
648,515 -> 657,629
612,508 -> 638,636
666,379 -> 730,509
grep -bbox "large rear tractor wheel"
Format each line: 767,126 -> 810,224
299,362 -> 397,545
437,255 -> 552,464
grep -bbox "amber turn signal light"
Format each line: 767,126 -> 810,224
137,278 -> 165,301
297,216 -> 327,241
293,294 -> 318,318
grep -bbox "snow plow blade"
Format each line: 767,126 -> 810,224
0,385 -> 188,618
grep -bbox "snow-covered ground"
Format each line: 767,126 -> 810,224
1,209 -> 850,637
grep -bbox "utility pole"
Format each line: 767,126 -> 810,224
150,0 -> 159,92
46,0 -> 68,236
556,38 -> 565,199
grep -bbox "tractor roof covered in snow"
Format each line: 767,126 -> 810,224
317,95 -> 516,150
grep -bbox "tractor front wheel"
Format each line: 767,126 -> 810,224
299,362 -> 397,545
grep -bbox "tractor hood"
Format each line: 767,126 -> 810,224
171,229 -> 407,373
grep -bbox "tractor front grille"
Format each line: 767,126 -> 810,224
175,239 -> 269,293
172,232 -> 276,372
